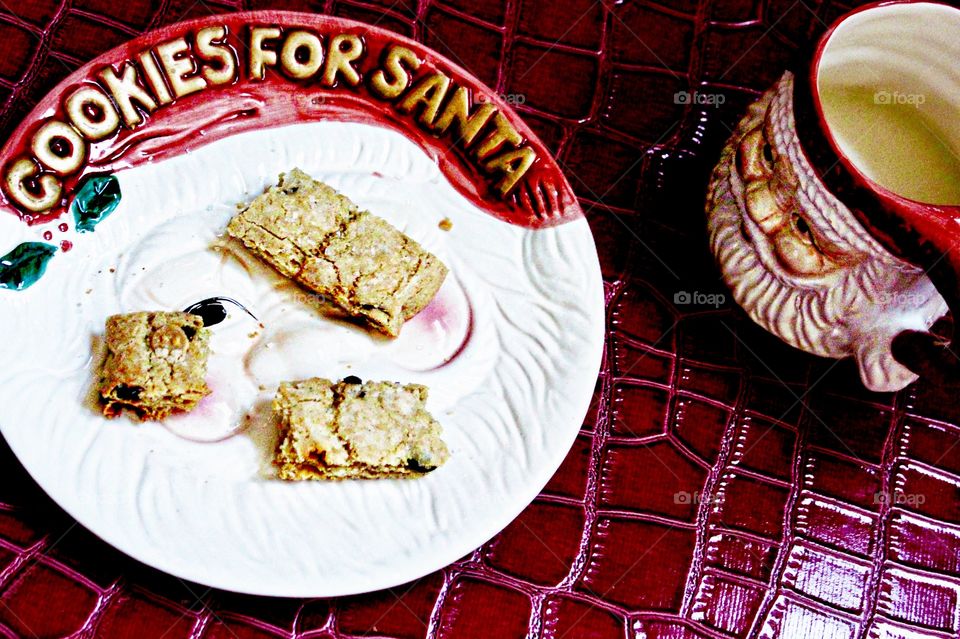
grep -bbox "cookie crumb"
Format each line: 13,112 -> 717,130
438,217 -> 453,231
109,267 -> 116,273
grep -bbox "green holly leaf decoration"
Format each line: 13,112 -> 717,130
0,242 -> 58,291
72,174 -> 121,233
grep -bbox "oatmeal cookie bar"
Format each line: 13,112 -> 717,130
226,168 -> 448,337
274,377 -> 449,480
98,311 -> 210,420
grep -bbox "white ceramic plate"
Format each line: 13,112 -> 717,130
0,13 -> 603,597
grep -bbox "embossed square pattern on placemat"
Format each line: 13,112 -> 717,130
1,0 -> 960,637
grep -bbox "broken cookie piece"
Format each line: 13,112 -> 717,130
274,377 -> 449,480
98,311 -> 211,420
226,168 -> 448,337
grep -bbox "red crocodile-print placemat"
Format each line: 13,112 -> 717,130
2,1 -> 960,637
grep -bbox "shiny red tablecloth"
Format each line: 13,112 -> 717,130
3,1 -> 960,637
